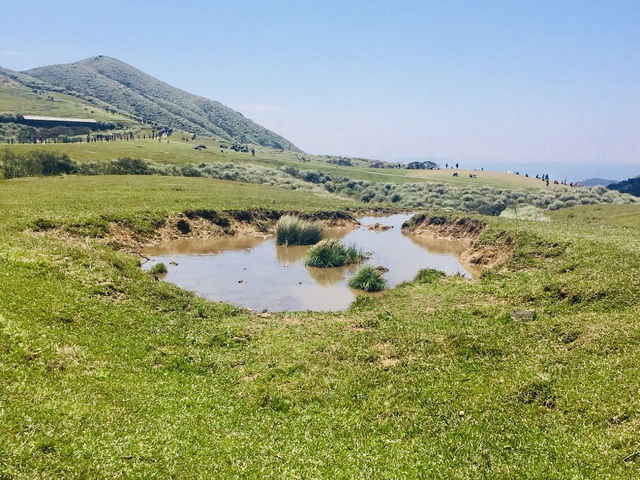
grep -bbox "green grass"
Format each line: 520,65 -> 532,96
1,176 -> 640,478
0,175 -> 353,233
2,140 -> 562,190
414,268 -> 446,283
275,215 -> 324,245
0,73 -> 132,123
149,263 -> 167,275
550,203 -> 640,228
304,238 -> 364,267
407,167 -> 558,190
349,265 -> 387,291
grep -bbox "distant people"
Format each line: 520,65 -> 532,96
455,163 -> 459,169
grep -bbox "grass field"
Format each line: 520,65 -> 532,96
0,75 -> 132,123
407,167 -> 559,190
3,140 -> 560,190
550,203 -> 640,228
1,174 -> 640,478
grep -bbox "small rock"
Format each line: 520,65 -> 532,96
238,280 -> 244,284
368,222 -> 393,232
511,309 -> 535,321
169,261 -> 179,266
257,312 -> 271,318
232,336 -> 248,343
374,266 -> 389,274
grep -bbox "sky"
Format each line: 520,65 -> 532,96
1,0 -> 639,180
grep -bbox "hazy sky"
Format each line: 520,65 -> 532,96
1,0 -> 639,179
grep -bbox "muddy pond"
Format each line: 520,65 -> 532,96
143,214 -> 478,312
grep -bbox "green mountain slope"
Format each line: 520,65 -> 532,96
0,67 -> 131,122
24,56 -> 299,150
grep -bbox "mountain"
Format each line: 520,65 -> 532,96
0,66 -> 132,123
608,176 -> 640,197
580,178 -> 617,187
22,56 -> 298,150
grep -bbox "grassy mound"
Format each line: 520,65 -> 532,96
349,266 -> 386,292
305,238 -> 364,267
276,215 -> 323,245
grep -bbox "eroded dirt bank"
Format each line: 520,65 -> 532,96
402,213 -> 513,270
28,208 -> 364,250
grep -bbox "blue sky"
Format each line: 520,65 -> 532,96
1,0 -> 639,179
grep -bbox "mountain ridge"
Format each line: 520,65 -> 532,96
20,56 -> 299,150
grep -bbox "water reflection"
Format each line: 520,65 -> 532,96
275,245 -> 309,265
143,214 -> 476,312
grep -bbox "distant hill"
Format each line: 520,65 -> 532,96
608,176 -> 640,197
19,56 -> 298,150
580,178 -> 617,187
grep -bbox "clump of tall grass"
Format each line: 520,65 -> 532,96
149,263 -> 168,275
275,215 -> 323,245
305,238 -> 364,267
349,266 -> 386,292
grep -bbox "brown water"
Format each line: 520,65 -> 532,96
143,214 -> 478,312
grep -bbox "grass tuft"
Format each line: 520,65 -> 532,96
305,238 -> 364,267
414,268 -> 446,284
349,266 -> 386,292
276,215 -> 323,245
149,263 -> 168,275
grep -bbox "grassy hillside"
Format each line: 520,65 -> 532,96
1,176 -> 640,477
550,203 -> 640,228
0,67 -> 133,122
2,140 -> 562,190
24,56 -> 299,150
407,167 -> 554,190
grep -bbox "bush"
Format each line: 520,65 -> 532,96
349,266 -> 386,292
1,150 -> 77,179
276,215 -> 323,245
414,268 -> 446,283
149,263 -> 168,275
305,238 -> 364,267
109,157 -> 151,175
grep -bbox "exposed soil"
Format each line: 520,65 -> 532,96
402,214 -> 513,270
28,209 -> 363,251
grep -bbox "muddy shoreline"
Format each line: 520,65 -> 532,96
400,214 -> 513,270
28,207 -> 511,275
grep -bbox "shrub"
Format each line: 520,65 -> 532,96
305,238 -> 364,267
349,266 -> 386,292
149,263 -> 168,275
1,150 -> 77,179
276,215 -> 323,245
415,268 -> 446,283
109,157 -> 151,175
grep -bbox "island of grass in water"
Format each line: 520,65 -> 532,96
143,214 -> 477,311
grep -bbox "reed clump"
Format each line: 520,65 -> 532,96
349,266 -> 386,292
276,215 -> 323,245
305,238 -> 364,267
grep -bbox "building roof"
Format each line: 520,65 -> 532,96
22,115 -> 97,123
